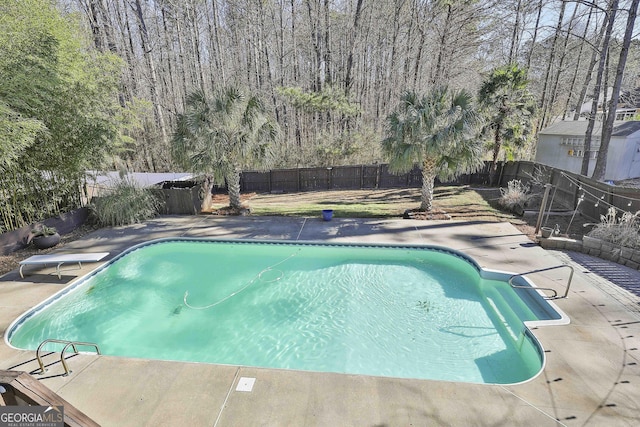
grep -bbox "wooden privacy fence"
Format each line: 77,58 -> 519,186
241,164 -> 419,192
499,161 -> 640,221
240,163 -> 495,193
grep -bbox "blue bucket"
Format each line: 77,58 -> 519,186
321,209 -> 333,221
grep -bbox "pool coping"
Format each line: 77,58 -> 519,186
1,216 -> 639,426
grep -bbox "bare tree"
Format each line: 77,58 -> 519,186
61,0 -> 638,174
572,5 -> 609,120
581,0 -> 618,176
538,0 -> 567,129
525,0 -> 546,71
562,4 -> 594,119
131,0 -> 169,170
344,0 -> 364,96
592,0 -> 639,180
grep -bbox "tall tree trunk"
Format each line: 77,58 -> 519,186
344,0 -> 364,95
563,5 -> 592,120
508,0 -> 523,63
208,0 -> 226,87
388,0 -> 405,91
98,0 -> 117,53
573,7 -> 609,120
581,0 -> 617,176
174,14 -> 191,97
187,1 -> 206,91
257,1 -> 279,117
79,0 -> 104,51
132,0 -> 169,158
323,0 -> 331,84
548,2 -> 578,123
401,0 -> 416,88
275,0 -> 285,87
290,0 -> 300,81
160,6 -> 181,111
413,25 -> 426,90
79,0 -> 117,53
525,0 -> 544,71
539,0 -> 567,129
306,0 -> 323,91
117,0 -> 137,98
592,0 -> 639,180
431,2 -> 452,85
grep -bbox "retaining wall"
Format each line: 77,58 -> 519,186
539,235 -> 640,271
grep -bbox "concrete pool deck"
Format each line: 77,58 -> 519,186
1,215 -> 639,426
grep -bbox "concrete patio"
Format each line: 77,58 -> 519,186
1,215 -> 639,426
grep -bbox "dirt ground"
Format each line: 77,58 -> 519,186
0,224 -> 101,278
0,187 -> 591,277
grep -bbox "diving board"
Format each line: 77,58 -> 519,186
19,252 -> 109,279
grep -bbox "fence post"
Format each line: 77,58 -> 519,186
535,183 -> 553,234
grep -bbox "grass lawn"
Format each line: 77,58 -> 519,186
212,186 -> 526,224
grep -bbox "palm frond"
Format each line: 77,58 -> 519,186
383,86 -> 484,181
171,86 -> 280,180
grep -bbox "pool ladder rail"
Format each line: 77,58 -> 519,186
508,264 -> 575,299
35,339 -> 101,376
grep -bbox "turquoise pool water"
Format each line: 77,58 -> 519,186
8,239 -> 557,384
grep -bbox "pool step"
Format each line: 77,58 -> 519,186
510,284 -> 565,321
494,285 -> 538,321
483,288 -> 529,349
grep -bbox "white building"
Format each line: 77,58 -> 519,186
535,121 -> 640,180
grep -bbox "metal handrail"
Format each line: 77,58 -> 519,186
36,339 -> 101,376
508,264 -> 575,299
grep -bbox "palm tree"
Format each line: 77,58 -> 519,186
172,87 -> 279,211
382,87 -> 484,211
478,64 -> 536,185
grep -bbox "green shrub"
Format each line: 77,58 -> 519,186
90,176 -> 163,227
587,207 -> 640,249
498,179 -> 532,215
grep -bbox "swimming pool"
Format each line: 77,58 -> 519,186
7,239 -> 568,384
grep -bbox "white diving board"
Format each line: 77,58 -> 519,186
19,252 -> 109,279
